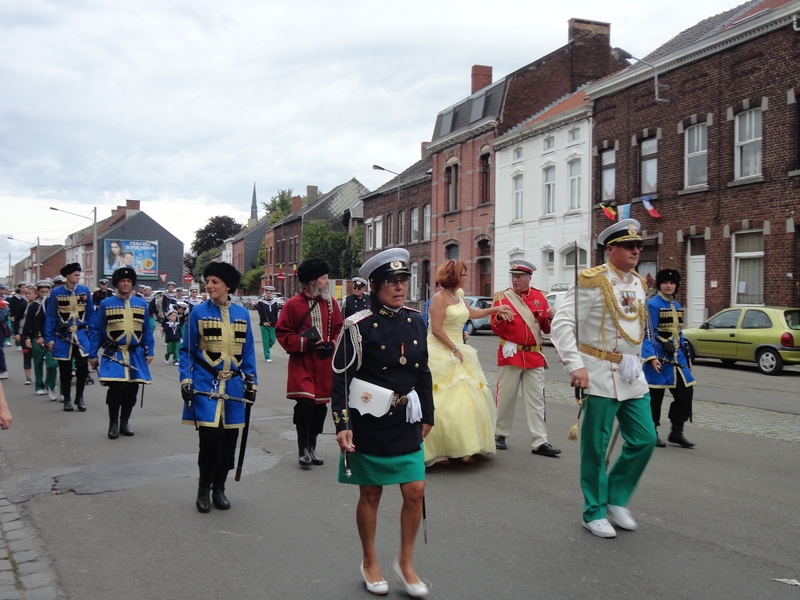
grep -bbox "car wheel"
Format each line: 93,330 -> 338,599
466,321 -> 476,335
720,359 -> 737,367
757,348 -> 783,375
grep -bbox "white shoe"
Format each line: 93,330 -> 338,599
174,361 -> 180,366
48,390 -> 59,401
164,358 -> 170,364
582,518 -> 617,538
3,341 -> 11,347
36,389 -> 46,395
0,372 -> 7,379
606,505 -> 638,531
360,562 -> 389,595
393,559 -> 428,598
266,359 -> 272,363
24,378 -> 32,385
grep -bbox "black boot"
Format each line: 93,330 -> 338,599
119,404 -> 134,436
211,470 -> 231,510
668,424 -> 695,448
75,396 -> 86,412
655,429 -> 666,448
308,434 -> 324,466
196,480 -> 211,513
297,429 -> 312,467
108,405 -> 119,439
63,394 -> 74,412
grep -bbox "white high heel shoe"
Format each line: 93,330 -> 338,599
393,558 -> 429,598
360,562 -> 389,595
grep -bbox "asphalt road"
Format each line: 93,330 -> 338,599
0,316 -> 798,600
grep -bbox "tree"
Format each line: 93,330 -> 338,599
301,219 -> 350,279
339,223 -> 363,279
183,252 -> 197,274
191,216 -> 245,255
262,189 -> 294,225
192,245 -> 224,281
241,268 -> 265,294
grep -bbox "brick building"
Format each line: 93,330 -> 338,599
427,19 -> 630,296
360,154 -> 433,306
585,0 -> 800,325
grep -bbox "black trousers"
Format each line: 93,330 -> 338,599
197,424 -> 240,486
105,382 -> 139,418
650,376 -> 693,429
58,354 -> 89,400
292,398 -> 328,438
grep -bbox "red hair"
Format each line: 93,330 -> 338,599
436,260 -> 467,289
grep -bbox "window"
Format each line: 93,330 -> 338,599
397,210 -> 405,244
733,231 -> 764,305
410,208 -> 419,243
446,244 -> 459,260
386,214 -> 393,246
640,137 -> 658,194
565,247 -> 587,268
569,159 -> 581,209
685,123 -> 708,187
374,217 -> 383,250
742,309 -> 772,329
735,109 -> 762,179
543,166 -> 555,214
601,149 -> 615,201
446,164 -> 459,211
513,147 -> 523,160
365,220 -> 375,250
513,175 -> 524,219
422,204 -> 431,240
544,251 -> 554,269
544,136 -> 555,151
479,154 -> 491,204
708,309 -> 741,329
568,128 -> 581,143
410,262 -> 419,301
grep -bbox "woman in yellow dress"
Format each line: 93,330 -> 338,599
424,260 -> 512,466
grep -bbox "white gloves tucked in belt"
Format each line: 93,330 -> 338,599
502,340 -> 518,358
405,390 -> 422,424
619,354 -> 642,384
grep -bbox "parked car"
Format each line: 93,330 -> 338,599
542,290 -> 568,344
273,292 -> 286,307
464,296 -> 495,335
240,295 -> 260,310
682,306 -> 800,375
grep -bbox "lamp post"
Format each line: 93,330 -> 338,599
372,164 -> 401,206
7,236 -> 41,280
50,206 -> 97,288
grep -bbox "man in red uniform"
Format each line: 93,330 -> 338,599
490,260 -> 559,456
276,258 -> 343,467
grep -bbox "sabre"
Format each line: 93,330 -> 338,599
55,331 -> 86,351
101,352 -> 139,371
568,239 -> 585,441
235,374 -> 255,482
193,390 -> 254,404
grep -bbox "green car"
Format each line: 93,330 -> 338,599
682,307 -> 800,375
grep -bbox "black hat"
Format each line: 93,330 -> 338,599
297,258 -> 330,285
60,263 -> 82,277
112,267 -> 137,287
202,261 -> 241,291
655,269 -> 681,291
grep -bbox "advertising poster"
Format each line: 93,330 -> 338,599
104,240 -> 158,276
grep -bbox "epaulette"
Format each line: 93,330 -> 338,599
344,309 -> 372,326
403,306 -> 421,314
578,265 -> 607,288
492,289 -> 510,303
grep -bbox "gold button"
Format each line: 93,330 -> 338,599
373,323 -> 378,328
407,318 -> 412,322
415,363 -> 419,368
413,340 -> 418,345
381,345 -> 386,350
388,412 -> 393,416
382,366 -> 387,370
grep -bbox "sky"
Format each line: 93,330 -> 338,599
1,0 -> 742,276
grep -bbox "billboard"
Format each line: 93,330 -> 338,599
104,240 -> 158,277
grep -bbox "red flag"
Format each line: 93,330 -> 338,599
641,196 -> 661,218
600,204 -> 616,221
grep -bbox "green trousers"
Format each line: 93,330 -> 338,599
32,343 -> 57,392
260,325 -> 276,360
165,340 -> 181,362
580,394 -> 656,522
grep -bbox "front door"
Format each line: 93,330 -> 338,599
686,238 -> 706,327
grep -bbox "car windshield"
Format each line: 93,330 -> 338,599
785,310 -> 800,330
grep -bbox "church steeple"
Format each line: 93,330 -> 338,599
250,182 -> 258,220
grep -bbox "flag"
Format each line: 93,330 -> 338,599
641,195 -> 661,218
600,204 -> 616,221
617,204 -> 631,220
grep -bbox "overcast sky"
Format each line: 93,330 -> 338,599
1,0 -> 740,276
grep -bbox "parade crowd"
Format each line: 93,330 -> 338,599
0,218 -> 697,597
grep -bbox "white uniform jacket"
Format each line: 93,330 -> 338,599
550,263 -> 649,401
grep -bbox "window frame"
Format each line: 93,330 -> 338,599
568,159 -> 581,210
422,204 -> 431,241
410,207 -> 419,243
397,210 -> 406,244
640,137 -> 658,194
513,174 -> 524,220
684,123 -> 708,188
732,230 -> 764,306
601,149 -> 616,201
735,108 -> 762,179
543,166 -> 556,215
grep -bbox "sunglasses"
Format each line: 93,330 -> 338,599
353,284 -> 365,289
616,242 -> 644,251
382,276 -> 410,287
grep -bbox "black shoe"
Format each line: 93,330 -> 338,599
196,485 -> 211,513
108,419 -> 119,439
668,431 -> 695,448
211,485 -> 231,510
63,399 -> 74,412
75,397 -> 86,412
298,448 -> 313,467
495,435 -> 507,450
532,442 -> 562,457
655,437 -> 666,448
119,420 -> 134,436
308,436 -> 324,465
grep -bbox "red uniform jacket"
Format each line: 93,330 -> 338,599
276,292 -> 343,403
490,287 -> 550,369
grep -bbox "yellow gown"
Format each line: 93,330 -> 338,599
423,291 -> 497,466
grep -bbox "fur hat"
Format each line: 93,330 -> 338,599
60,263 -> 82,277
112,267 -> 137,287
297,258 -> 330,285
202,261 -> 241,291
655,269 -> 681,291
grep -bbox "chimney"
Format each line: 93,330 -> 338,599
421,141 -> 430,158
568,18 -> 610,42
471,65 -> 492,94
291,195 -> 302,213
307,185 -> 319,205
126,199 -> 141,211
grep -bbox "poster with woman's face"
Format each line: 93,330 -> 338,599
104,240 -> 158,276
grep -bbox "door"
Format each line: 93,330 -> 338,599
686,238 -> 706,327
694,308 -> 742,358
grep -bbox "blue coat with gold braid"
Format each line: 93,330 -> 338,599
642,292 -> 695,389
44,284 -> 95,360
179,298 -> 258,428
89,294 -> 154,384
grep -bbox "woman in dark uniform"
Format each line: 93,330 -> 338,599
333,248 -> 434,598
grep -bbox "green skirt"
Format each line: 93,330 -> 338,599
338,446 -> 425,486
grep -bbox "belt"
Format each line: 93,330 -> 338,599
579,342 -> 623,364
391,394 -> 408,406
500,341 -> 541,353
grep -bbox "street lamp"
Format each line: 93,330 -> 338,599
7,236 -> 41,280
50,206 -> 98,288
372,164 -> 402,206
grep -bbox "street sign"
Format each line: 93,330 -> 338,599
277,273 -> 286,281
183,274 -> 193,283
159,273 -> 167,283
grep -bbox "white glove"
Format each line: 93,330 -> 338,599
619,354 -> 642,384
405,390 -> 422,424
502,340 -> 518,358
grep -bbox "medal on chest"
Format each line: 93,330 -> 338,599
619,291 -> 637,314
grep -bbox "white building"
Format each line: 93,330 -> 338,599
493,90 -> 592,294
